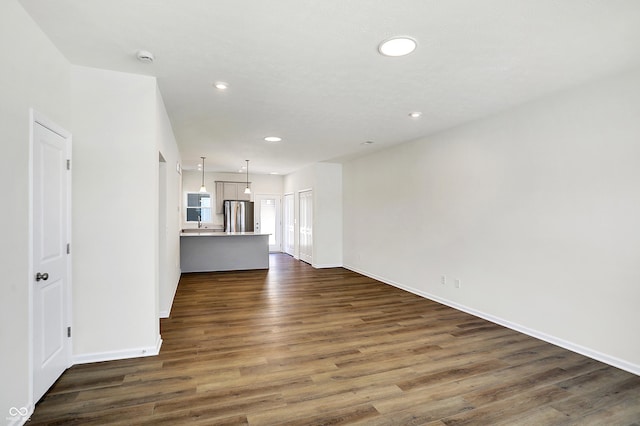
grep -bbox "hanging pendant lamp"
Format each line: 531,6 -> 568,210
199,157 -> 207,192
244,160 -> 251,194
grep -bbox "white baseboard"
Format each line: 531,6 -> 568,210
344,264 -> 640,377
73,334 -> 163,365
312,263 -> 343,269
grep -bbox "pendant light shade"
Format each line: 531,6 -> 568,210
199,156 -> 207,192
244,160 -> 251,194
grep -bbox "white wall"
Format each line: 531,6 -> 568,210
284,163 -> 343,268
182,170 -> 283,228
156,88 -> 182,318
0,0 -> 71,417
343,68 -> 640,373
71,66 -> 161,361
312,163 -> 343,268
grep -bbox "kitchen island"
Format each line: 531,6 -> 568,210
180,231 -> 270,272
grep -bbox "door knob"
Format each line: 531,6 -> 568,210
36,272 -> 49,282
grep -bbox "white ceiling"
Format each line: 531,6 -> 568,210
20,0 -> 640,174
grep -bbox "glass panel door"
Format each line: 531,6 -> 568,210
254,194 -> 282,252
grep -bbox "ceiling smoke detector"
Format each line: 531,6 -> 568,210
136,50 -> 155,63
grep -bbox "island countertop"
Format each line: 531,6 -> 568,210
180,230 -> 270,237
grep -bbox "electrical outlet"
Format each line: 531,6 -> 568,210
440,275 -> 446,285
455,279 -> 461,289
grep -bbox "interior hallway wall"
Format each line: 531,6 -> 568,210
71,65 -> 161,362
0,0 -> 72,416
156,87 -> 182,318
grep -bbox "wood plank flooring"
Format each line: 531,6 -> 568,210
30,254 -> 640,425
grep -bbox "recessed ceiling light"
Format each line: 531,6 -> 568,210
214,82 -> 229,90
264,136 -> 282,142
361,140 -> 375,145
409,111 -> 423,118
378,37 -> 417,57
136,50 -> 155,63
269,172 -> 279,175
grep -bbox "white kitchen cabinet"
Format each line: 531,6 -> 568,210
215,181 -> 251,213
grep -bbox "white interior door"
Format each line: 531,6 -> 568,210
283,193 -> 295,256
254,194 -> 282,252
31,114 -> 72,403
299,190 -> 313,264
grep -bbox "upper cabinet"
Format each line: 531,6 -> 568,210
215,181 -> 251,213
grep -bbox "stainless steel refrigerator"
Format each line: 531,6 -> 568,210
224,200 -> 254,232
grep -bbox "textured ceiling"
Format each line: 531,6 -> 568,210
20,0 -> 640,174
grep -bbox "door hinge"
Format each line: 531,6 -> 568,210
67,327 -> 71,338
66,159 -> 71,170
67,243 -> 70,254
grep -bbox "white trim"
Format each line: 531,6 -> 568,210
28,109 -> 73,409
73,335 -> 163,365
344,263 -> 640,377
27,111 -> 34,418
312,263 -> 343,269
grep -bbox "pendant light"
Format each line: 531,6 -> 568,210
244,160 -> 251,194
199,156 -> 207,192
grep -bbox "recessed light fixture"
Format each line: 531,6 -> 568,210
136,50 -> 155,63
264,136 -> 282,142
361,140 -> 375,145
409,111 -> 423,118
269,172 -> 279,175
378,37 -> 417,57
214,82 -> 229,90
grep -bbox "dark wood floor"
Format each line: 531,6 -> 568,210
31,254 -> 640,425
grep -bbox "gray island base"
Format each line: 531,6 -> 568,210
180,232 -> 269,272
